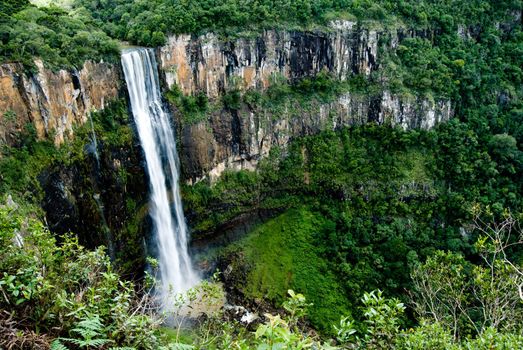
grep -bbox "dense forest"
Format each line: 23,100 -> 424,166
0,0 -> 118,69
77,0 -> 520,46
0,0 -> 522,349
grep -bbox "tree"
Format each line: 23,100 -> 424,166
0,0 -> 29,16
410,209 -> 523,339
409,251 -> 471,339
472,208 -> 523,331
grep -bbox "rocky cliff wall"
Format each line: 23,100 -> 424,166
159,21 -> 378,98
0,60 -> 121,145
178,91 -> 452,182
157,23 -> 453,182
38,133 -> 149,276
0,23 -> 452,186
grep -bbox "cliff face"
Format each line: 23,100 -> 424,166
179,91 -> 452,182
0,59 -> 144,274
0,24 -> 452,184
158,23 -> 453,182
0,60 -> 120,145
38,135 -> 149,276
159,21 -> 378,98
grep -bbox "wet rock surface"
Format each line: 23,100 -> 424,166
39,137 -> 149,277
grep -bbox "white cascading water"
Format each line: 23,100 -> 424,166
121,48 -> 199,308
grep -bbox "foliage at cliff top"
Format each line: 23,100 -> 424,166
0,0 -> 119,70
74,0 -> 521,46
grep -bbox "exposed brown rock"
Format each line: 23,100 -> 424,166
159,23 -> 379,98
157,22 -> 452,182
0,60 -> 120,145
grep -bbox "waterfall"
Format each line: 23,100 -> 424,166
88,113 -> 100,168
93,193 -> 115,260
121,48 -> 198,307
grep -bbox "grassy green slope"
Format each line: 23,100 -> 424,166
226,207 -> 350,333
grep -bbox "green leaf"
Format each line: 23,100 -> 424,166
168,343 -> 195,350
50,340 -> 69,350
255,324 -> 268,339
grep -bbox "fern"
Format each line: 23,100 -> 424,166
72,316 -> 105,337
56,315 -> 111,349
50,340 -> 69,350
64,337 -> 110,347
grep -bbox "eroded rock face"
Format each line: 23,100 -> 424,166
0,60 -> 120,145
0,23 -> 452,187
158,23 -> 453,182
159,22 -> 378,98
178,92 -> 452,182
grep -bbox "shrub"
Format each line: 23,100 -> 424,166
0,204 -> 162,348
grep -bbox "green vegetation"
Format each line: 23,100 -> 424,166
1,0 -> 522,348
0,99 -> 131,202
172,213 -> 522,349
0,0 -> 29,16
73,0 -> 521,47
0,99 -> 148,276
0,123 -> 54,203
167,242 -> 523,349
165,85 -> 210,125
169,71 -> 356,127
2,199 -> 522,348
0,206 -> 161,348
0,0 -> 119,69
250,71 -> 354,114
225,208 -> 350,332
183,170 -> 265,232
185,121 -> 522,330
75,0 -> 354,46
